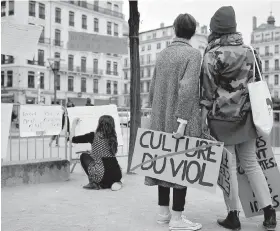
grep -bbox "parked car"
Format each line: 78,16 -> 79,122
118,111 -> 130,127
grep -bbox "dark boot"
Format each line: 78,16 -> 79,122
217,211 -> 241,230
263,206 -> 277,230
83,182 -> 101,190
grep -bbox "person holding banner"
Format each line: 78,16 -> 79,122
70,115 -> 123,191
146,13 -> 203,231
200,6 -> 277,230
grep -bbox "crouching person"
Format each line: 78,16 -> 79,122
70,115 -> 123,191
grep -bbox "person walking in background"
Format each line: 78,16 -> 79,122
70,115 -> 123,191
200,6 -> 277,231
147,13 -> 203,231
85,98 -> 94,106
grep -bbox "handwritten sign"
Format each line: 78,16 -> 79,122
237,136 -> 280,217
19,105 -> 62,137
218,149 -> 233,199
131,128 -> 224,192
1,104 -> 13,158
67,105 -> 123,146
67,31 -> 128,55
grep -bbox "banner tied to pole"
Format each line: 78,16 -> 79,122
131,128 -> 224,193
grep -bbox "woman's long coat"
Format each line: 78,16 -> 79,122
145,37 -> 203,189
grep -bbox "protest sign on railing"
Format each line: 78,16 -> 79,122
19,105 -> 63,137
131,128 -> 224,193
1,103 -> 13,158
237,136 -> 280,217
67,105 -> 123,146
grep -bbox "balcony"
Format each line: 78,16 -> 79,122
39,14 -> 45,19
251,37 -> 280,44
55,18 -> 61,23
60,64 -> 103,77
65,1 -> 124,19
93,69 -> 103,77
29,11 -> 35,17
260,53 -> 274,58
2,57 -> 14,64
53,40 -> 63,47
106,70 -> 119,76
39,37 -> 51,45
69,21 -> 74,27
27,60 -> 45,66
263,68 -> 280,74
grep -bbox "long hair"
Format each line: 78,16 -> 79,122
96,115 -> 118,155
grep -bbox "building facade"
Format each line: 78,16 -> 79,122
1,0 -> 127,106
251,14 -> 280,99
121,23 -> 208,108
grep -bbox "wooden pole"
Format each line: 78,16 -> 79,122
127,0 -> 141,173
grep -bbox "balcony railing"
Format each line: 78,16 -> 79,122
2,57 -> 14,64
39,14 -> 45,19
29,11 -> 35,17
93,69 -> 103,76
260,53 -> 274,58
251,37 -> 280,44
65,1 -> 124,19
69,21 -> 74,26
39,37 -> 51,44
106,70 -> 119,76
60,64 -> 104,77
27,60 -> 45,66
263,68 -> 280,73
55,17 -> 61,23
53,40 -> 63,47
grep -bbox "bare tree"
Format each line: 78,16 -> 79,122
127,0 -> 141,173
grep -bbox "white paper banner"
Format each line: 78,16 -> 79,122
67,105 -> 123,146
19,105 -> 63,137
1,103 -> 13,158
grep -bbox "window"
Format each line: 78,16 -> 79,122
113,4 -> 119,12
255,47 -> 259,54
93,79 -> 98,93
124,83 -> 128,94
107,80 -> 111,94
276,45 -> 279,54
113,81 -> 118,94
68,76 -> 74,91
1,1 -> 6,17
141,46 -> 145,51
81,0 -> 87,7
153,33 -> 156,38
94,0 -> 99,10
55,29 -> 61,46
55,8 -> 61,23
82,15 -> 87,29
275,75 -> 279,85
81,57 -> 86,72
6,71 -> 12,87
28,71 -> 35,88
1,71 -> 4,86
265,75 -> 269,83
265,46 -> 269,55
39,26 -> 45,43
265,60 -> 269,71
166,41 -> 170,47
81,77 -> 86,92
114,23 -> 118,36
1,54 -> 5,64
107,1 -> 112,9
147,68 -> 151,77
69,11 -> 74,26
107,22 -> 112,35
140,82 -> 144,93
8,0 -> 14,15
94,18 -> 99,32
140,68 -> 144,78
56,75 -> 60,90
140,55 -> 144,65
148,44 -> 151,50
39,3 -> 45,19
29,1 -> 35,17
113,62 -> 118,75
106,61 -> 111,74
68,55 -> 74,71
40,73 -> 44,89
147,54 -> 151,64
38,49 -> 44,66
147,81 -> 150,91
163,30 -> 166,36
124,58 -> 128,67
124,71 -> 128,80
54,52 -> 60,69
275,59 -> 279,70
157,43 -> 161,49
275,91 -> 279,99
93,59 -> 98,73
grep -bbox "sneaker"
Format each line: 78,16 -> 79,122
157,213 -> 171,224
169,216 -> 202,230
263,206 -> 277,230
217,211 -> 241,230
111,182 -> 122,191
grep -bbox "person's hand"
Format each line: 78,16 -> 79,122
202,119 -> 208,134
173,124 -> 186,139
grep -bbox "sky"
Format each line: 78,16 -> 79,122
122,0 -> 280,44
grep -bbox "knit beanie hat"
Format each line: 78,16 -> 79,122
210,6 -> 237,34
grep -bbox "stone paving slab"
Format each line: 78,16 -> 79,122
2,164 -> 280,231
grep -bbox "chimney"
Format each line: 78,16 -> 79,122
160,23 -> 164,28
253,16 -> 257,30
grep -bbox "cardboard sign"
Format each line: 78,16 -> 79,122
131,128 -> 224,192
1,21 -> 42,60
67,31 -> 128,54
1,104 -> 13,158
237,136 -> 280,217
218,149 -> 233,199
19,105 -> 63,137
67,105 -> 123,146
